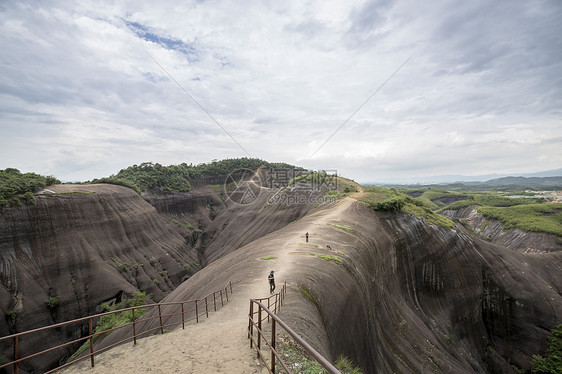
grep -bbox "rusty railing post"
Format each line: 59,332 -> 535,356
195,300 -> 199,323
181,302 -> 185,329
213,292 -> 217,311
267,297 -> 271,323
132,308 -> 137,345
230,281 -> 233,294
13,335 -> 19,374
205,296 -> 209,318
271,318 -> 276,373
89,317 -> 95,368
158,304 -> 164,334
257,306 -> 262,357
220,290 -> 224,307
249,300 -> 254,348
225,286 -> 229,302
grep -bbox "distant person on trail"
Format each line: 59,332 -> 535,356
305,232 -> 309,242
326,244 -> 332,250
268,271 -> 276,294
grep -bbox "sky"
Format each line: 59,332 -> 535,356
1,0 -> 561,184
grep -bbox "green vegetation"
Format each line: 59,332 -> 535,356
0,168 -> 60,212
44,296 -> 59,309
6,310 -> 17,322
359,187 -> 455,229
300,285 -> 319,309
111,257 -> 130,272
478,204 -> 562,237
276,333 -> 327,373
317,254 -> 343,263
260,256 -> 276,260
532,324 -> 562,373
67,291 -> 149,363
511,364 -> 525,374
90,158 -> 301,194
398,185 -> 562,237
275,334 -> 362,374
335,354 -> 363,374
334,225 -> 354,231
403,203 -> 456,230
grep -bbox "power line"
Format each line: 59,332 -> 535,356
145,50 -> 252,157
308,54 -> 414,159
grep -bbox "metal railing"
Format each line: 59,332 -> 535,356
248,282 -> 340,374
0,281 -> 233,374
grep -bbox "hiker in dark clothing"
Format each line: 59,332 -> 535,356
305,232 -> 309,242
268,271 -> 276,294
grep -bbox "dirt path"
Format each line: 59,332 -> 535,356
61,198 -> 357,374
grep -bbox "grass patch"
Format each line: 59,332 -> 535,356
477,203 -> 562,237
403,203 -> 456,230
276,333 -> 328,373
300,285 -> 320,309
360,187 -> 455,229
67,291 -> 149,363
260,256 -> 276,260
334,225 -> 354,231
317,254 -> 343,263
335,354 -> 363,374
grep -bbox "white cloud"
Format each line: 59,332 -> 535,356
0,0 -> 560,182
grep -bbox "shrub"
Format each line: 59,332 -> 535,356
45,296 -> 59,309
68,291 -> 149,363
335,354 -> 363,374
21,191 -> 35,205
531,324 -> 562,373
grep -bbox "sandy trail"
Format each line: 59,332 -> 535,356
61,198 -> 356,374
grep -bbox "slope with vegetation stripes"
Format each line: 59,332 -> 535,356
0,184 -> 200,372
98,194 -> 561,373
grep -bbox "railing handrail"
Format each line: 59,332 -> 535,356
248,282 -> 341,374
0,281 -> 233,373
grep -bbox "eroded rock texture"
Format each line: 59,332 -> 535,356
0,184 -> 199,372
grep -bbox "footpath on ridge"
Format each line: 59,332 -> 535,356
61,197 -> 359,374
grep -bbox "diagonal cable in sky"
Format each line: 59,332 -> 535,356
145,51 -> 252,157
308,54 -> 414,159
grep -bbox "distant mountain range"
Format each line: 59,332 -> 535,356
468,175 -> 562,188
372,168 -> 562,188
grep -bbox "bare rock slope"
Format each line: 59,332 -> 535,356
0,184 -> 199,371
101,197 -> 561,373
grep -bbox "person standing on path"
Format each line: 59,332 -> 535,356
268,271 -> 276,294
305,232 -> 309,242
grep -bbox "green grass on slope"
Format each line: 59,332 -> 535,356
416,189 -> 470,210
359,187 -> 455,229
477,203 -> 562,237
440,194 -> 545,211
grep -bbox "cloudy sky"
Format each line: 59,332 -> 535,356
1,0 -> 561,183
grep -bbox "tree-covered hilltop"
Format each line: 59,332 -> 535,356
0,168 -> 60,212
90,158 -> 303,194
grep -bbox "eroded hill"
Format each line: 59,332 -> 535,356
98,195 -> 562,373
